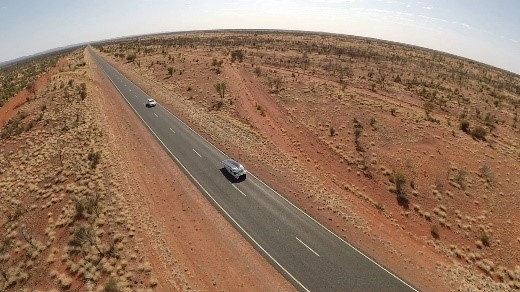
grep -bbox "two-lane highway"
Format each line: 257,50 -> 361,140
90,48 -> 416,292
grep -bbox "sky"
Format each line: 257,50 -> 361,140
0,0 -> 519,74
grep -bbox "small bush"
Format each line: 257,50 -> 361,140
257,105 -> 265,116
329,126 -> 336,136
431,224 -> 440,239
480,232 -> 490,247
471,126 -> 487,140
460,120 -> 470,133
87,151 -> 101,169
369,117 -> 376,129
103,277 -> 119,292
424,101 -> 435,118
254,67 -> 262,77
230,50 -> 245,62
126,54 -> 136,62
394,172 -> 406,195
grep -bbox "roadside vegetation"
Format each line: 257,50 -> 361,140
0,50 -> 155,290
0,54 -> 62,106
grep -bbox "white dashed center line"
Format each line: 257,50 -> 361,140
193,149 -> 202,157
154,113 -> 158,117
296,237 -> 320,257
170,128 -> 176,134
232,184 -> 247,196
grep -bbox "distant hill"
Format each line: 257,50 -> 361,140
0,43 -> 87,69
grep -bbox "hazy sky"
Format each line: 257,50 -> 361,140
1,0 -> 519,74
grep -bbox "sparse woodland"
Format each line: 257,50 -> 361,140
96,31 -> 520,290
1,30 -> 519,290
0,50 -> 156,290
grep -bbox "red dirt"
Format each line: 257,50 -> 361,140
0,58 -> 67,127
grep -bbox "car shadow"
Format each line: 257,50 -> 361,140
220,168 -> 246,183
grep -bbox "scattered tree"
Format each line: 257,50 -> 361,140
126,54 -> 136,62
267,76 -> 283,93
424,101 -> 435,119
254,67 -> 262,77
214,81 -> 227,104
231,50 -> 245,62
26,82 -> 36,95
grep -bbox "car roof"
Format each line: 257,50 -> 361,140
223,159 -> 241,168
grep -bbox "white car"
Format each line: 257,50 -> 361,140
146,98 -> 157,107
222,159 -> 246,180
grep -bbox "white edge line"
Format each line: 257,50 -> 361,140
248,173 -> 417,291
296,237 -> 320,257
232,184 -> 247,197
193,149 -> 202,157
95,54 -> 310,292
150,80 -> 417,291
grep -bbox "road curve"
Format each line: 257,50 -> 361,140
89,47 -> 417,292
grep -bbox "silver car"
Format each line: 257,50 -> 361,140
146,98 -> 157,107
222,159 -> 246,180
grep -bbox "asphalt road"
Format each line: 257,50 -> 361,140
90,48 -> 417,292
